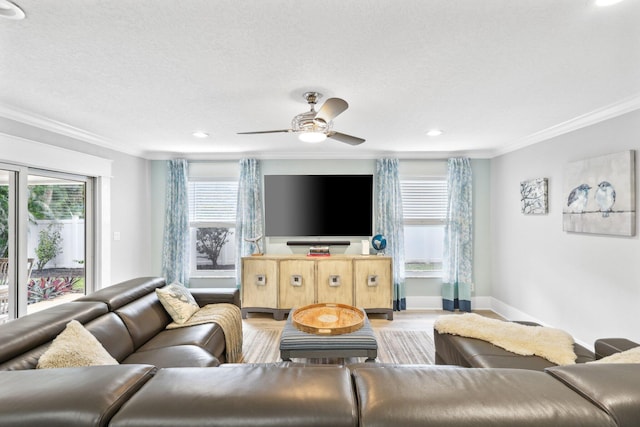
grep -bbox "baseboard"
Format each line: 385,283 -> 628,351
406,295 -> 492,310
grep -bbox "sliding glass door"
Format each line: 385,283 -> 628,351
0,165 -> 94,323
0,168 -> 15,323
26,172 -> 90,314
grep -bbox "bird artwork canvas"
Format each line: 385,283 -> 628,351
563,150 -> 635,236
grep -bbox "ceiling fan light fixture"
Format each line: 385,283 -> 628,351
299,131 -> 327,143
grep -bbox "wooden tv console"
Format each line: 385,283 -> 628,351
241,255 -> 393,320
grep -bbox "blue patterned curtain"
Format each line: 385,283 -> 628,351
235,158 -> 264,288
161,159 -> 190,285
442,157 -> 473,312
375,158 -> 406,311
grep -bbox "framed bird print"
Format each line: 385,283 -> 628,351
563,150 -> 635,236
521,178 -> 548,214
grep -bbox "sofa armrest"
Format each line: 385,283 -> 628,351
595,338 -> 640,359
0,365 -> 156,427
546,364 -> 640,427
190,288 -> 240,308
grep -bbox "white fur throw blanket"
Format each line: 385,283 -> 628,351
166,303 -> 243,363
434,313 -> 577,365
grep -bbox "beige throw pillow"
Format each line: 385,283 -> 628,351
155,282 -> 200,324
589,346 -> 640,364
37,320 -> 118,369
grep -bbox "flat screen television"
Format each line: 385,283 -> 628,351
264,174 -> 373,237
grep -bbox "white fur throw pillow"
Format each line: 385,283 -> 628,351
37,320 -> 118,369
155,282 -> 199,324
589,346 -> 640,364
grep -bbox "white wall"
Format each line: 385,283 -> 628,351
150,158 -> 493,302
491,109 -> 640,346
108,150 -> 152,283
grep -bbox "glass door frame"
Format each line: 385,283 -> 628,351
27,169 -> 96,310
0,163 -> 97,319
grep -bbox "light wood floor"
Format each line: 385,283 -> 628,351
243,309 -> 504,331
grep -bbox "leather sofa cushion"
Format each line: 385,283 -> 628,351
137,323 -> 226,361
435,331 -> 594,370
84,312 -> 136,361
190,287 -> 240,307
121,345 -> 220,368
351,365 -> 617,427
109,366 -> 358,427
76,276 -> 166,310
0,364 -> 156,427
0,301 -> 108,367
114,292 -> 171,349
595,338 -> 639,359
546,364 -> 640,427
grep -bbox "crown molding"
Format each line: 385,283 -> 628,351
492,93 -> 640,157
0,103 -> 145,157
4,93 -> 639,162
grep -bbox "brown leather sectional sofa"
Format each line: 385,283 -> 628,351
0,276 -> 639,426
434,319 -> 598,370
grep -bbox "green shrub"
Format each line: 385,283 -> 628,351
35,223 -> 63,271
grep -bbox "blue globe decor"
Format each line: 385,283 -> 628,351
371,234 -> 387,255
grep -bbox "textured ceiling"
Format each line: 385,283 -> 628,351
1,0 -> 639,160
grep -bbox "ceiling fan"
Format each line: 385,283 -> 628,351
237,92 -> 365,145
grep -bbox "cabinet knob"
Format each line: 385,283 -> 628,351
329,275 -> 341,287
255,275 -> 266,286
367,275 -> 379,287
290,275 -> 303,287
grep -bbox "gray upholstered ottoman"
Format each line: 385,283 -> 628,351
279,312 -> 378,361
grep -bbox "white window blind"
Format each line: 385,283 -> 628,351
400,179 -> 447,225
188,181 -> 238,225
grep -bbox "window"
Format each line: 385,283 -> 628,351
400,178 -> 447,277
188,180 -> 238,276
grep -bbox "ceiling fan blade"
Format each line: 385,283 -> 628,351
314,98 -> 349,124
237,129 -> 292,135
327,131 -> 365,146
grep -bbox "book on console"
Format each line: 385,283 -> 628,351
308,246 -> 330,256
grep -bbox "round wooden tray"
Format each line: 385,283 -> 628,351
291,303 -> 365,335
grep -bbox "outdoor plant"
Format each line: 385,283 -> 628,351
35,223 -> 63,271
27,276 -> 77,304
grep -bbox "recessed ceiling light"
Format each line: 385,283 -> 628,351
426,129 -> 443,137
0,0 -> 25,20
595,0 -> 625,6
192,131 -> 209,138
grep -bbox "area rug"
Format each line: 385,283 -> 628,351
240,327 -> 435,365
375,330 -> 435,364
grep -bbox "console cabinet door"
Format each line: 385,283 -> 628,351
242,258 -> 278,309
317,259 -> 353,305
279,259 -> 315,309
354,257 -> 392,309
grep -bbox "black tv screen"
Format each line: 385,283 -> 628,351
264,174 -> 373,237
